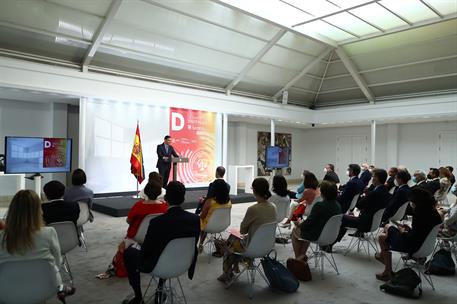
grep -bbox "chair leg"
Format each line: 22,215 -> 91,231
176,277 -> 187,304
62,255 -> 74,286
79,230 -> 88,252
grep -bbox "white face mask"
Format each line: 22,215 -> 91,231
324,168 -> 328,173
394,179 -> 399,187
346,170 -> 350,177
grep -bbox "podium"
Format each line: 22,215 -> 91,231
171,157 -> 189,182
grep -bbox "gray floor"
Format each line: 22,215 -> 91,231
40,200 -> 457,304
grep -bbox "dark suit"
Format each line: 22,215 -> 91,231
337,176 -> 364,213
156,143 -> 179,187
425,178 -> 440,195
124,206 -> 200,299
323,171 -> 340,184
385,176 -> 396,191
359,170 -> 372,187
381,184 -> 411,223
336,185 -> 390,242
42,199 -> 80,227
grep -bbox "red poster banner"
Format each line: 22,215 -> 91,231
43,138 -> 67,168
169,107 -> 216,184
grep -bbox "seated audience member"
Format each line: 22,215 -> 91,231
446,165 -> 455,191
0,190 -> 75,302
195,166 -> 230,215
426,167 -> 440,194
282,171 -> 320,227
337,164 -> 364,213
198,179 -> 232,253
359,163 -> 372,188
270,175 -> 290,223
139,172 -> 165,201
123,181 -> 199,304
411,170 -> 427,190
438,193 -> 457,237
435,167 -> 452,205
334,169 -> 391,243
217,178 -> 277,283
381,169 -> 411,224
42,181 -> 80,227
385,167 -> 398,192
64,168 -> 94,204
97,182 -> 168,279
323,163 -> 340,185
292,170 -> 307,200
375,188 -> 442,281
290,181 -> 341,261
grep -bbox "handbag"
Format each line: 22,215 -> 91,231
261,250 -> 299,293
112,241 -> 128,277
286,258 -> 312,282
380,268 -> 422,299
425,249 -> 456,276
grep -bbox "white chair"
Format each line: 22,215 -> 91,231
48,221 -> 80,286
388,201 -> 409,223
274,198 -> 290,246
143,237 -> 196,304
202,207 -> 231,263
225,222 -> 277,299
0,259 -> 57,304
347,194 -> 360,213
77,200 -> 92,251
305,214 -> 344,279
394,224 -> 441,290
133,213 -> 163,244
345,208 -> 386,258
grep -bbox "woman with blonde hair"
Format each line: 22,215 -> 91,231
0,190 -> 74,302
435,167 -> 452,206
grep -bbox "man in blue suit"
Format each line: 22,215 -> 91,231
156,135 -> 179,188
381,169 -> 411,224
359,163 -> 372,188
337,164 -> 365,213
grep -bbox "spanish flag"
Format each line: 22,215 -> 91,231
130,123 -> 145,183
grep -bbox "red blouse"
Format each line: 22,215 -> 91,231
126,200 -> 168,238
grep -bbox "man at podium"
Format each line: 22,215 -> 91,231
156,135 -> 178,188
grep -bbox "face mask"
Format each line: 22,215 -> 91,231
412,176 -> 417,183
394,179 -> 399,187
346,170 -> 350,177
362,168 -> 367,172
324,168 -> 328,173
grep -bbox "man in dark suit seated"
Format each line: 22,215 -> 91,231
381,170 -> 411,224
156,135 -> 179,188
337,164 -> 365,214
385,167 -> 398,192
425,167 -> 440,195
41,180 -> 80,227
335,169 -> 391,241
446,166 -> 455,192
323,163 -> 340,185
123,181 -> 200,304
359,163 -> 372,188
412,170 -> 427,190
195,166 -> 231,215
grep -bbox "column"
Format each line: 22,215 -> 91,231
371,120 -> 376,165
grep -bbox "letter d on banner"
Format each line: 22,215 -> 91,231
171,112 -> 185,131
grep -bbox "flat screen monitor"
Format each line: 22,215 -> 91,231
265,146 -> 289,169
4,136 -> 72,174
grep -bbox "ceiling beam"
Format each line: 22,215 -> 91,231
273,48 -> 333,100
335,47 -> 375,103
81,0 -> 123,72
340,12 -> 457,45
420,0 -> 443,18
376,2 -> 413,25
226,29 -> 287,93
313,51 -> 334,105
292,0 -> 379,27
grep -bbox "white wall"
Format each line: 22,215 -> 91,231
227,120 -> 457,187
0,99 -> 68,188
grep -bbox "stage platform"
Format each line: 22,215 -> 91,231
92,188 -> 255,217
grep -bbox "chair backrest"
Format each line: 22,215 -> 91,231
204,207 -> 231,233
77,201 -> 91,227
151,237 -> 196,279
0,259 -> 57,304
304,195 -> 321,217
316,214 -> 344,246
273,197 -> 290,223
134,213 -> 163,244
348,194 -> 360,211
389,201 -> 409,222
369,208 -> 386,233
243,222 -> 276,258
48,221 -> 79,254
412,224 -> 441,259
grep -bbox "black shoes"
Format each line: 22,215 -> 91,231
57,286 -> 76,304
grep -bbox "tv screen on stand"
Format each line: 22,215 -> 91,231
265,146 -> 289,169
4,136 -> 72,174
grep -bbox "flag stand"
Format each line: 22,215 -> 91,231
133,180 -> 140,199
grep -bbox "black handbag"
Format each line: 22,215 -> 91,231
261,250 -> 299,293
380,268 -> 422,299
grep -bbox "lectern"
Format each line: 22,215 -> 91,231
171,157 -> 189,182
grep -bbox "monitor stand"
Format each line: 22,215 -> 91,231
25,173 -> 43,195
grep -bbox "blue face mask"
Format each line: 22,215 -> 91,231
412,176 -> 417,183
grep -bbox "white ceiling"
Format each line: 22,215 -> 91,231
0,0 -> 456,108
